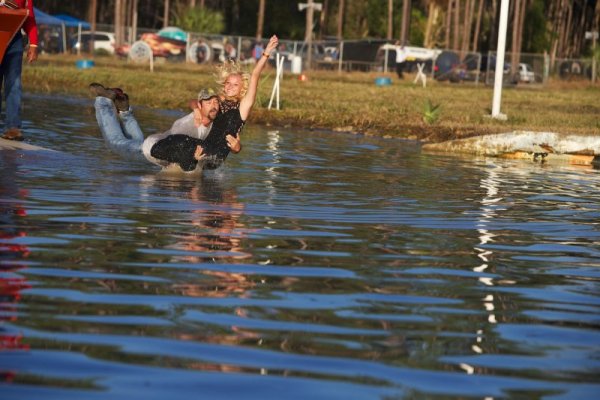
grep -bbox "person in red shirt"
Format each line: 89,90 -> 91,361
1,0 -> 38,141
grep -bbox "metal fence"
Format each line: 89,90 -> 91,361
44,23 -> 597,84
552,58 -> 596,81
482,51 -> 548,86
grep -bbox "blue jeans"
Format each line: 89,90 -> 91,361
94,96 -> 145,159
0,35 -> 24,130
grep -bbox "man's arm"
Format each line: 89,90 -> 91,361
24,0 -> 38,62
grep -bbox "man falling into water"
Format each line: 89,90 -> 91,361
90,84 -> 241,172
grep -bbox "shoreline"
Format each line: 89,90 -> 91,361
19,54 -> 600,145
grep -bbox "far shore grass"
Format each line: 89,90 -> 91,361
22,54 -> 600,143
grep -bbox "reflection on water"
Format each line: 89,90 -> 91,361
0,94 -> 599,399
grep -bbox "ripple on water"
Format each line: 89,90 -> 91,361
2,95 -> 600,399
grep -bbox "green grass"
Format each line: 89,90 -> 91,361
23,54 -> 600,142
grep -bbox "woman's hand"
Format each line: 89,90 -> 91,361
227,134 -> 241,153
264,35 -> 278,55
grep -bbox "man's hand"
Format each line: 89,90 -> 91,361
189,99 -> 199,110
226,134 -> 241,153
27,46 -> 38,63
194,145 -> 205,161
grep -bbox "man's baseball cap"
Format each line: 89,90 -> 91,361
198,88 -> 218,101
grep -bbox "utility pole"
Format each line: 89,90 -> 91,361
299,1 -> 322,70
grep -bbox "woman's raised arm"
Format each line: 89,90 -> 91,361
238,35 -> 278,120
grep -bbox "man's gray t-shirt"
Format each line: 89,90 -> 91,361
141,112 -> 212,167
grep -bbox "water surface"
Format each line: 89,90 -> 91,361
1,94 -> 599,399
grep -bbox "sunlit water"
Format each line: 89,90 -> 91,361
1,94 -> 599,399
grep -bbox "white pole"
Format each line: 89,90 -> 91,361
77,23 -> 82,55
338,41 -> 344,74
491,0 -> 510,119
62,23 -> 67,54
276,58 -> 281,109
186,33 -> 191,64
384,46 -> 388,73
269,54 -> 284,110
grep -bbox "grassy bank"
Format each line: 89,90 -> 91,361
23,54 -> 600,142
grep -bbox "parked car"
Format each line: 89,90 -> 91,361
71,31 -> 115,54
434,51 -> 466,82
116,32 -> 186,60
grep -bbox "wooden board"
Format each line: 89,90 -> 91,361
0,8 -> 28,62
0,137 -> 56,152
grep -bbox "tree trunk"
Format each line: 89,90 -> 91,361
461,0 -> 473,56
511,0 -> 521,75
89,0 -> 97,33
125,0 -> 131,43
387,0 -> 393,40
445,0 -> 453,49
256,0 -> 265,40
424,1 -> 436,48
471,0 -> 484,52
489,0 -> 499,52
319,0 -> 329,39
564,0 -> 576,57
400,0 -> 412,44
131,0 -> 138,44
337,0 -> 344,40
115,0 -> 122,47
573,0 -> 586,56
453,0 -> 460,50
550,0 -> 565,68
163,0 -> 170,28
516,0 -> 527,58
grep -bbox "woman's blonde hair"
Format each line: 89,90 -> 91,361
215,60 -> 250,101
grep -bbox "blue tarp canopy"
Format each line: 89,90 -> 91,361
33,7 -> 64,26
54,14 -> 91,29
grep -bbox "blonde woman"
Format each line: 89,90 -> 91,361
150,35 -> 279,171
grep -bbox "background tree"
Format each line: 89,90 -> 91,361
33,0 -> 600,60
163,0 -> 170,27
388,0 -> 394,40
401,0 -> 412,44
318,0 -> 329,39
256,0 -> 265,40
172,3 -> 225,33
337,0 -> 345,39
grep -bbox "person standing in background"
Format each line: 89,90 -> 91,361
252,41 -> 264,62
394,41 -> 407,80
1,0 -> 38,141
